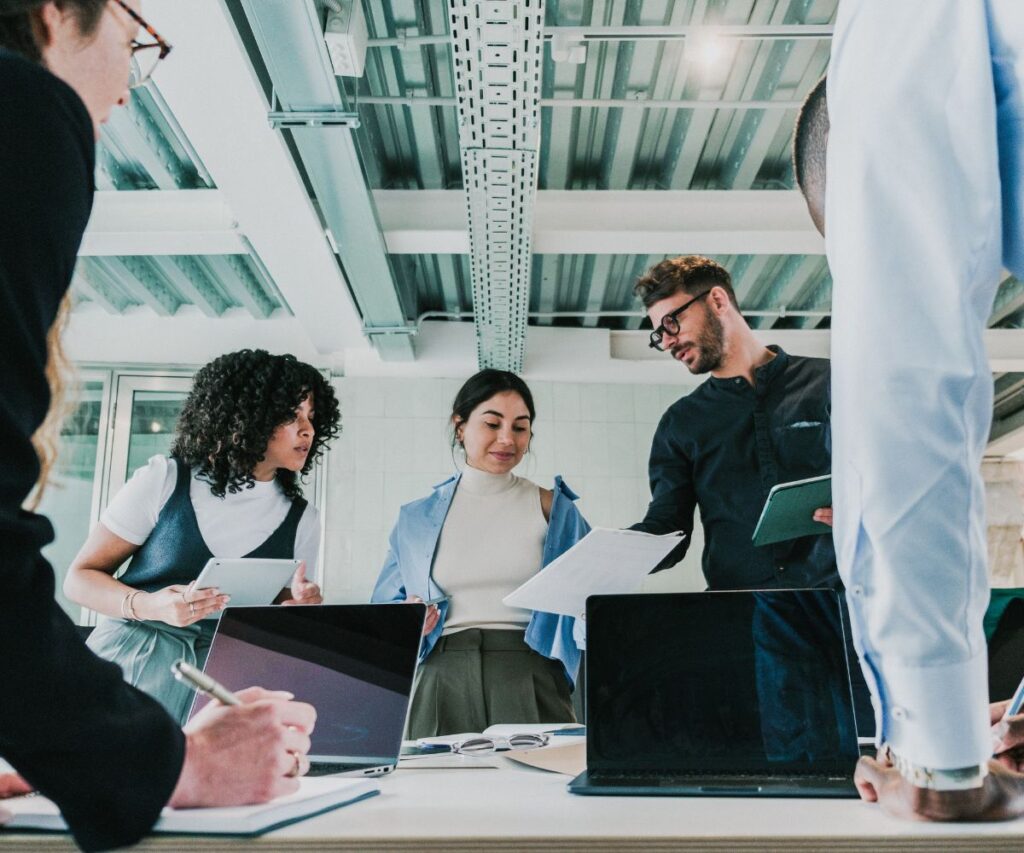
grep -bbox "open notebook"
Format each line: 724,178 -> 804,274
2,777 -> 378,837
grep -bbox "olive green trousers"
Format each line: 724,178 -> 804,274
407,628 -> 576,739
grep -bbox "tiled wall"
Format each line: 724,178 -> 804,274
321,376 -> 708,602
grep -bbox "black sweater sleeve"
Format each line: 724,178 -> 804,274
0,52 -> 185,852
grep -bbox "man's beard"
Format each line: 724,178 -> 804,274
674,309 -> 725,375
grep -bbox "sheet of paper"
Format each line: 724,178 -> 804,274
502,527 -> 684,617
502,741 -> 586,777
398,753 -> 501,769
482,722 -> 580,738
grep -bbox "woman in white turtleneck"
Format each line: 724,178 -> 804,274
372,370 -> 591,738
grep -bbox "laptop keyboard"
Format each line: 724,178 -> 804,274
591,770 -> 849,786
306,762 -> 369,777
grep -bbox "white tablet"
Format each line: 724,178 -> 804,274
193,558 -> 300,613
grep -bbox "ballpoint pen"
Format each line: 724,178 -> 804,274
171,659 -> 240,706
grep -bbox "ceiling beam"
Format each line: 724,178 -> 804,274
610,327 -> 1024,371
145,0 -> 367,355
237,0 -> 414,360
80,190 -> 244,256
375,189 -> 824,255
87,187 -> 823,258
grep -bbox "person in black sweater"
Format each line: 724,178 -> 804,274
0,3 -> 316,850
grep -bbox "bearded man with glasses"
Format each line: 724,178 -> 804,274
629,254 -> 871,734
631,256 -> 839,592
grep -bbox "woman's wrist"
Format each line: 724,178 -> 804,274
129,589 -> 150,621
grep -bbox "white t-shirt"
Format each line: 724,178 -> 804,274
101,455 -> 321,577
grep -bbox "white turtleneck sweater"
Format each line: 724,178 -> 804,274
432,465 -> 548,635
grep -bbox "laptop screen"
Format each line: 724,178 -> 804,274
189,604 -> 424,764
586,590 -> 860,776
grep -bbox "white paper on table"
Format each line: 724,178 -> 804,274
502,527 -> 685,618
482,723 -> 581,738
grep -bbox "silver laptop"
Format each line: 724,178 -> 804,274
569,590 -> 860,798
189,604 -> 425,777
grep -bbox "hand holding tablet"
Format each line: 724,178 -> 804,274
191,558 -> 301,616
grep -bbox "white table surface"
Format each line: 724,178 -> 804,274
6,756 -> 1024,851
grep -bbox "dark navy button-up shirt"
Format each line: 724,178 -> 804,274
633,347 -> 837,590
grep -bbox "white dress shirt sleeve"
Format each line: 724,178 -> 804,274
826,0 -> 1016,769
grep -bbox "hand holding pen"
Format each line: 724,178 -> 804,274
167,660 -> 318,809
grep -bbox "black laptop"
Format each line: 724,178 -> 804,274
189,603 -> 425,778
569,590 -> 860,798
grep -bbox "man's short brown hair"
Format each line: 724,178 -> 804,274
634,255 -> 738,309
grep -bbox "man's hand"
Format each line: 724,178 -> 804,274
0,772 -> 32,825
406,595 -> 441,636
991,700 -> 1024,772
0,773 -> 32,799
168,686 -> 317,809
813,507 -> 833,527
854,753 -> 1024,821
280,562 -> 323,606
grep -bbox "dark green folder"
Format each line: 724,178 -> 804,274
751,474 -> 832,547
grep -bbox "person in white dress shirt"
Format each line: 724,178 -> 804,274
793,0 -> 1024,820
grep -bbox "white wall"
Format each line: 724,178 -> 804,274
321,376 -> 708,603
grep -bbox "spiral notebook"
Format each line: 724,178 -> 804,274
2,777 -> 378,837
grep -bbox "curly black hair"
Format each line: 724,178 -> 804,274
170,349 -> 341,500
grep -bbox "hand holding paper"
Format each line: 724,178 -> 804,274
502,528 -> 685,618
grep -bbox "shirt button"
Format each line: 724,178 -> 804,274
735,378 -> 743,385
851,585 -> 864,597
892,706 -> 908,721
777,566 -> 785,573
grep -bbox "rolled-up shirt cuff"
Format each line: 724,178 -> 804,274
879,649 -> 991,769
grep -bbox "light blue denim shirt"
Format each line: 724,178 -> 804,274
371,473 -> 590,686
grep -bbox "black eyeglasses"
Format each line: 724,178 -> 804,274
648,290 -> 712,351
111,0 -> 172,89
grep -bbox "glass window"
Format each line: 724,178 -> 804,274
125,390 -> 188,477
38,378 -> 106,623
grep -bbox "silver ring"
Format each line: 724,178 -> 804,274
189,603 -> 195,616
285,750 -> 302,778
180,590 -> 188,604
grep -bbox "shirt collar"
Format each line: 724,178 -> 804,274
708,345 -> 789,390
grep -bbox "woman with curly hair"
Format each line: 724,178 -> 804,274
64,349 -> 341,724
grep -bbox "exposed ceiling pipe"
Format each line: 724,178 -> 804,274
356,95 -> 806,109
415,308 -> 829,324
367,24 -> 833,48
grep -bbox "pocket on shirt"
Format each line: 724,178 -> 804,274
773,420 -> 830,475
